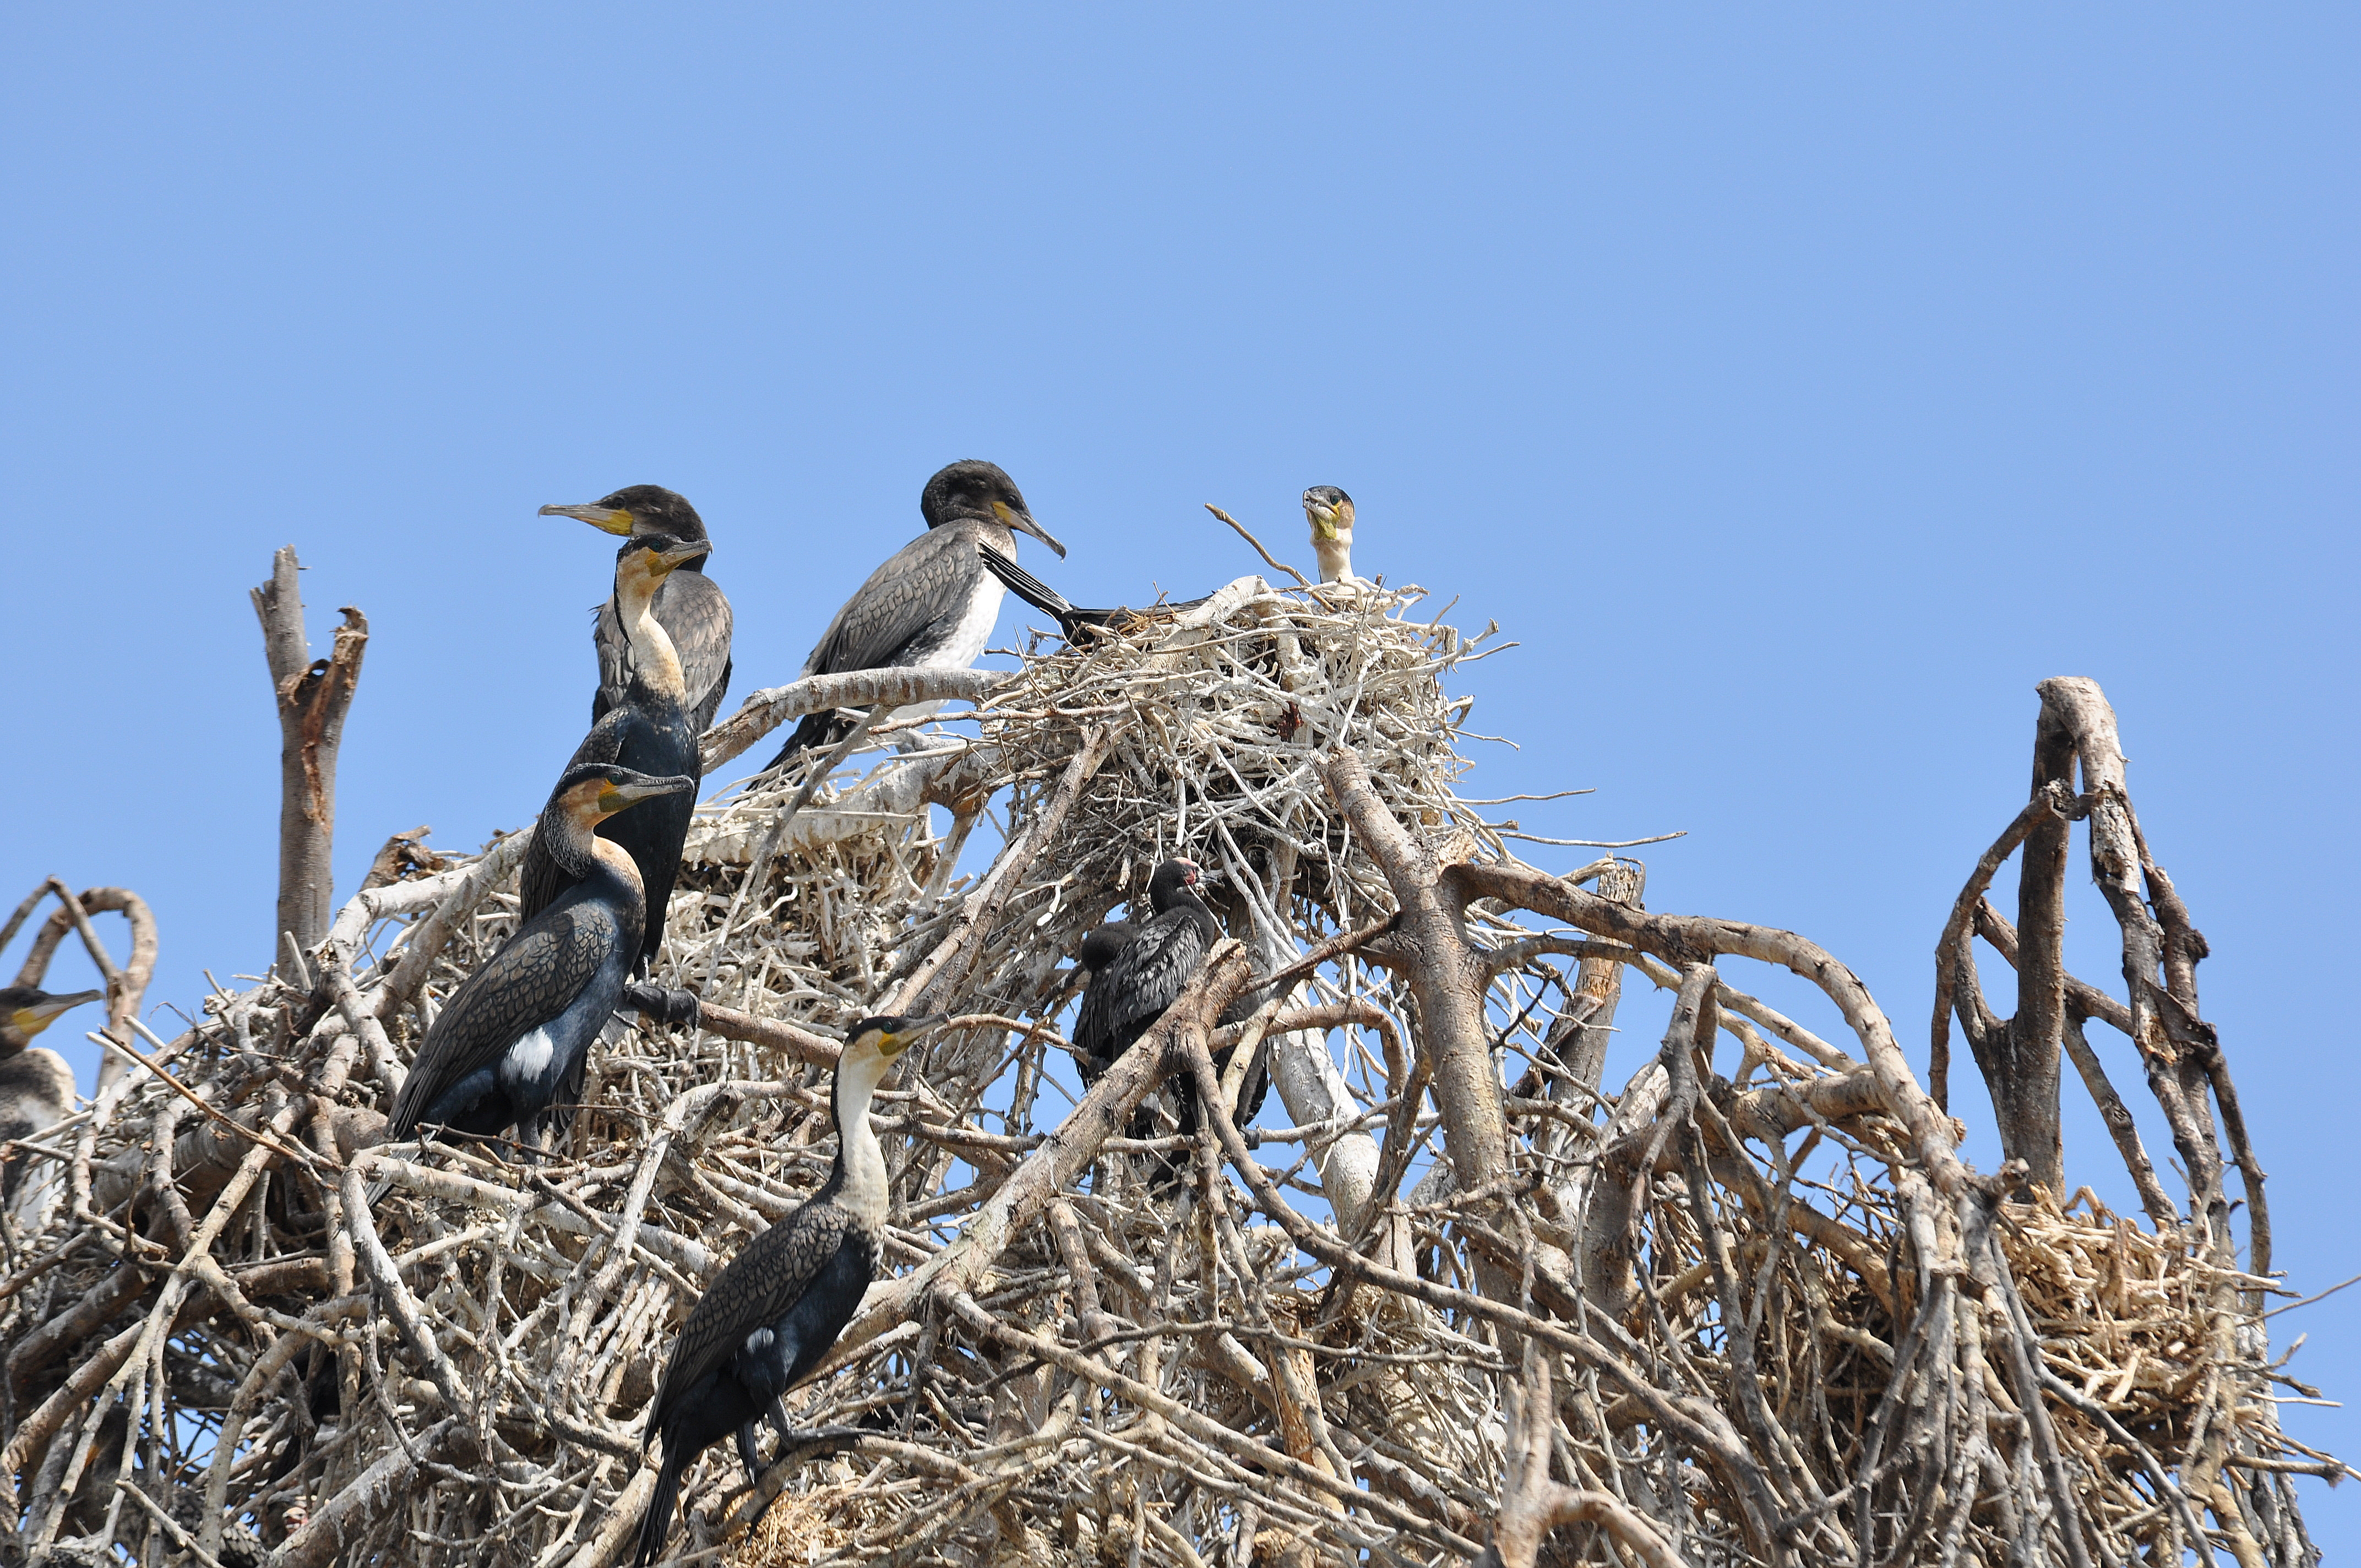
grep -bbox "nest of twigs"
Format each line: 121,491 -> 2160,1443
0,570 -> 2338,1568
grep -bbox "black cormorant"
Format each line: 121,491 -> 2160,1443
1,986 -> 99,1219
761,461 -> 1065,775
634,1014 -> 948,1566
519,532 -> 708,980
540,486 -> 736,733
384,764 -> 692,1157
1073,861 -> 1269,1141
1302,486 -> 1356,584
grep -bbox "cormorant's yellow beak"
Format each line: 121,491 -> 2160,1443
12,990 -> 102,1038
648,541 -> 706,575
595,776 -> 692,816
992,501 -> 1068,559
1307,510 -> 1340,541
542,502 -> 637,536
877,1015 -> 953,1058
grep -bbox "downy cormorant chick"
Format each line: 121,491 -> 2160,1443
1,986 -> 99,1225
1302,486 -> 1356,584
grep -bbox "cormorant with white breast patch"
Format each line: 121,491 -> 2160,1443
1,986 -> 100,1226
1302,486 -> 1356,583
541,486 -> 735,733
518,531 -> 708,987
634,1014 -> 950,1567
383,764 -> 692,1162
761,461 -> 1065,776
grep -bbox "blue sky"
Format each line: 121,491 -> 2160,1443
4,5 -> 2353,1545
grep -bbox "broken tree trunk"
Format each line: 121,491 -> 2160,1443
251,546 -> 367,958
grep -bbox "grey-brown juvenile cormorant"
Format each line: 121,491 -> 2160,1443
761,461 -> 1065,775
635,1014 -> 947,1566
384,764 -> 692,1157
519,532 -> 708,981
1302,486 -> 1356,584
540,486 -> 736,734
1,987 -> 99,1219
1074,861 -> 1269,1140
975,545 -> 1209,646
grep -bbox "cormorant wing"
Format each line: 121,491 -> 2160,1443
801,526 -> 987,677
387,899 -> 619,1139
596,573 -> 735,732
650,1196 -> 858,1431
1074,911 -> 1215,1066
1076,920 -> 1135,973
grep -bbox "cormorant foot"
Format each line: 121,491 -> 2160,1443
622,982 -> 701,1030
735,1420 -> 766,1489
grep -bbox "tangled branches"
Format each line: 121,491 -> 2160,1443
0,573 -> 2336,1566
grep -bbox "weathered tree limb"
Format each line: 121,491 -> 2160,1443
699,666 -> 1010,775
8,882 -> 157,1094
252,547 -> 367,956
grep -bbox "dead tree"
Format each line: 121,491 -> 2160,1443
251,546 -> 367,958
0,561 -> 2338,1568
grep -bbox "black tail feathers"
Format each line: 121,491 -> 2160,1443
633,1445 -> 686,1567
759,709 -> 851,778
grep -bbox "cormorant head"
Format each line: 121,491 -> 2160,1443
1146,858 -> 1208,910
548,764 -> 695,831
840,1014 -> 952,1065
0,985 -> 103,1054
539,485 -> 709,548
1302,486 -> 1354,542
920,460 -> 1067,558
612,532 -> 711,603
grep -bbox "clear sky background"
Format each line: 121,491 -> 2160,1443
4,5 -> 2353,1547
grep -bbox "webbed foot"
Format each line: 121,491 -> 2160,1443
623,982 -> 701,1030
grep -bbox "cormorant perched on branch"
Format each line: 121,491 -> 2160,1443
519,532 -> 708,979
541,486 -> 735,733
1,986 -> 99,1219
635,1014 -> 949,1567
384,764 -> 692,1159
1302,486 -> 1356,584
761,461 -> 1065,776
1074,861 -> 1269,1141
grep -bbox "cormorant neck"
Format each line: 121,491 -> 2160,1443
830,1048 -> 893,1227
1314,529 -> 1354,584
618,576 -> 687,702
545,809 -> 646,889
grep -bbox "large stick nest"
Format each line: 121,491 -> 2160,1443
0,574 -> 2337,1567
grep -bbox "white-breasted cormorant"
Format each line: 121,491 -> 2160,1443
634,1014 -> 948,1566
1,986 -> 99,1225
1302,486 -> 1356,583
761,461 -> 1065,775
519,532 -> 708,981
384,764 -> 692,1158
541,486 -> 736,734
